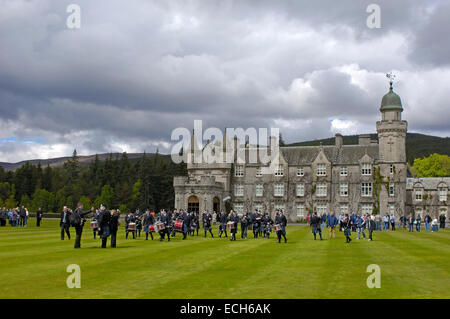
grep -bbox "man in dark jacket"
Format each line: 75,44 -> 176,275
218,211 -> 228,238
310,212 -> 322,240
368,215 -> 376,241
143,209 -> 155,240
109,210 -> 120,248
440,214 -> 446,229
19,206 -> 26,227
36,208 -> 43,227
203,211 -> 214,238
159,209 -> 171,241
182,210 -> 191,240
240,213 -> 250,239
125,212 -> 136,239
72,203 -> 92,249
97,204 -> 111,248
228,211 -> 239,241
275,210 -> 288,243
60,206 -> 71,240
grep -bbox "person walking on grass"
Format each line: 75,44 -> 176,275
390,215 -> 396,231
343,214 -> 352,243
439,214 -> 446,229
109,209 -> 120,248
71,203 -> 93,249
97,204 -> 111,248
432,218 -> 439,232
415,214 -> 421,232
327,211 -> 338,239
310,212 -> 322,240
408,214 -> 414,232
60,206 -> 71,240
425,214 -> 432,232
368,215 -> 376,241
356,214 -> 366,239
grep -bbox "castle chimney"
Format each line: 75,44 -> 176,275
335,133 -> 343,148
358,134 -> 371,145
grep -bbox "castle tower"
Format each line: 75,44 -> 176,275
376,74 -> 408,216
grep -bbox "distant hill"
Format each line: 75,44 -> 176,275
0,153 -> 160,171
1,133 -> 448,171
286,133 -> 450,164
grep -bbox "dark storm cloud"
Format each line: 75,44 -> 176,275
0,0 -> 449,162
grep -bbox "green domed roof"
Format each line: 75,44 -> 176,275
380,85 -> 403,111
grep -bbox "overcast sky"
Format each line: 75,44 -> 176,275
0,0 -> 449,162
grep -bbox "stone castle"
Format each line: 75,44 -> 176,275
174,82 -> 449,221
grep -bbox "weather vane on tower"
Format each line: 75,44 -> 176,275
386,72 -> 396,90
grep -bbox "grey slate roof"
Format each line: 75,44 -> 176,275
280,144 -> 379,165
406,177 -> 450,190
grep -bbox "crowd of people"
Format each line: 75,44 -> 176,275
1,205 -> 447,248
306,211 -> 447,243
0,206 -> 44,227
56,204 -> 289,249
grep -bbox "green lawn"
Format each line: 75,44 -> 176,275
0,219 -> 449,299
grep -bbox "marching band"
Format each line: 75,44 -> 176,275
58,203 -> 289,248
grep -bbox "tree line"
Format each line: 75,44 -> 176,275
0,151 -> 187,213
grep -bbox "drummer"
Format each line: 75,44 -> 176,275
203,210 -> 214,238
263,213 -> 274,239
143,209 -> 155,240
135,209 -> 143,237
180,210 -> 190,240
159,209 -> 171,242
218,211 -> 228,238
228,210 -> 239,241
125,211 -> 136,239
92,209 -> 100,239
253,210 -> 262,239
275,210 -> 288,243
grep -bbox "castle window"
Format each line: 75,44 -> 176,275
255,184 -> 264,197
234,203 -> 244,214
296,204 -> 305,217
274,183 -> 284,197
296,183 -> 305,197
361,204 -> 373,215
255,167 -> 262,177
274,164 -> 284,176
389,205 -> 395,215
340,166 -> 348,176
317,164 -> 326,176
415,189 -> 422,201
340,204 -> 348,215
297,167 -> 304,176
389,183 -> 395,197
390,165 -> 394,175
340,183 -> 348,196
361,163 -> 372,176
439,188 -> 447,202
234,184 -> 244,197
235,165 -> 244,177
316,203 -> 327,215
361,183 -> 373,197
316,183 -> 327,197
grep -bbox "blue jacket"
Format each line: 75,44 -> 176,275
327,215 -> 338,227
